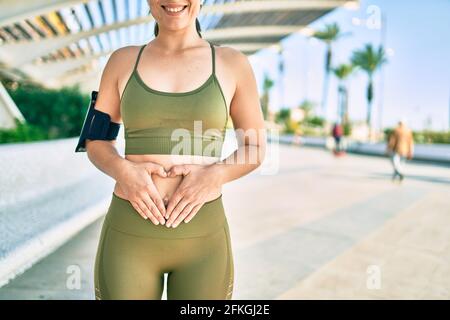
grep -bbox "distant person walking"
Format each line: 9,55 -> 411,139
332,122 -> 344,155
387,120 -> 414,181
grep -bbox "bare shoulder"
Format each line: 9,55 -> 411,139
214,45 -> 256,101
105,45 -> 142,73
111,45 -> 142,58
213,45 -> 261,123
99,45 -> 143,97
93,45 -> 143,122
215,45 -> 252,74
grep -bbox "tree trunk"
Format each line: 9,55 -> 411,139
321,45 -> 332,115
340,86 -> 348,126
343,87 -> 349,125
366,78 -> 374,127
365,77 -> 375,140
261,92 -> 269,120
337,84 -> 344,123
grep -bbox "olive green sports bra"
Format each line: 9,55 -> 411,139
120,40 -> 228,158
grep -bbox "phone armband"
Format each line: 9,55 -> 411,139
75,90 -> 121,152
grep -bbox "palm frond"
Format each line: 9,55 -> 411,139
351,44 -> 388,75
263,73 -> 274,91
312,23 -> 341,43
332,64 -> 354,80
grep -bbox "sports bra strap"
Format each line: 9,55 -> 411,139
134,44 -> 147,72
208,41 -> 215,76
135,42 -> 215,75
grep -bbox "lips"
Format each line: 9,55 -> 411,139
161,4 -> 189,14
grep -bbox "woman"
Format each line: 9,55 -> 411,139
76,0 -> 266,300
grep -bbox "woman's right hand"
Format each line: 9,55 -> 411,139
116,160 -> 168,225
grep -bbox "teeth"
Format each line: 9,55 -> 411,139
164,6 -> 185,13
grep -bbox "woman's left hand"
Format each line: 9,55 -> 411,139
164,163 -> 223,228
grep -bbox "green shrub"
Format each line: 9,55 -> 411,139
414,131 -> 450,144
275,108 -> 291,124
283,119 -> 299,134
301,126 -> 323,137
343,122 -> 352,136
0,118 -> 47,143
303,116 -> 325,127
1,83 -> 90,143
384,128 -> 450,144
383,128 -> 393,141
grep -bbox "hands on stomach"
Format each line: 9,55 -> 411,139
114,155 -> 223,228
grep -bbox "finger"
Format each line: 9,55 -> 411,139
171,202 -> 196,228
165,192 -> 184,219
136,199 -> 159,225
154,165 -> 168,178
166,198 -> 190,227
140,192 -> 165,225
145,162 -> 167,178
130,200 -> 148,220
146,184 -> 166,217
143,185 -> 166,217
168,165 -> 190,177
184,203 -> 203,223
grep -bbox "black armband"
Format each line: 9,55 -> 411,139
75,90 -> 121,152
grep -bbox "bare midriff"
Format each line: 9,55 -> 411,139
113,154 -> 222,203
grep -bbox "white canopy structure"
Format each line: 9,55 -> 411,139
0,0 -> 358,91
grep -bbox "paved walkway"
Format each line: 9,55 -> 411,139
1,145 -> 449,299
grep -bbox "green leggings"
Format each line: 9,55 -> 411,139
94,192 -> 234,300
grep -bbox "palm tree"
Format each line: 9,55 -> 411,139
260,72 -> 274,120
332,64 -> 354,126
351,44 -> 388,129
298,100 -> 315,120
313,23 -> 346,116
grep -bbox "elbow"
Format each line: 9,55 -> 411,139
86,139 -> 116,159
85,139 -> 96,161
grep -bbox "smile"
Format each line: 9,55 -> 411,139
161,5 -> 189,16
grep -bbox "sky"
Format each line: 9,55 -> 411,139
249,0 -> 450,131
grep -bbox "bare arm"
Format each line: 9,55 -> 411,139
85,47 -> 128,182
87,141 -> 129,181
210,49 -> 266,184
84,47 -> 167,225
